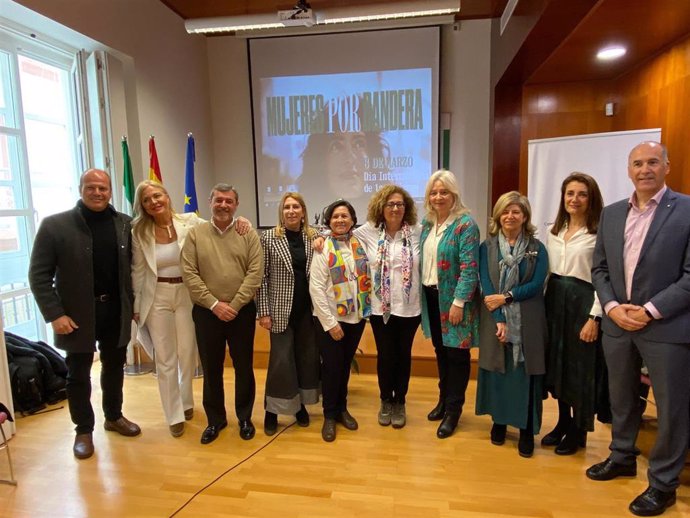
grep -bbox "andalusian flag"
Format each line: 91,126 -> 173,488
149,136 -> 162,182
183,133 -> 198,213
122,136 -> 135,214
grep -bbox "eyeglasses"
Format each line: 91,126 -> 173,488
384,202 -> 405,209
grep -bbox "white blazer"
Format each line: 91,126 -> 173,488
131,212 -> 202,354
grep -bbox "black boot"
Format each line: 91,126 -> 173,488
518,428 -> 534,457
490,423 -> 507,445
295,405 -> 310,427
264,411 -> 278,436
555,424 -> 587,455
436,413 -> 459,439
541,401 -> 572,446
427,400 -> 445,421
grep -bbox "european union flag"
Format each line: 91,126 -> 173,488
184,133 -> 198,213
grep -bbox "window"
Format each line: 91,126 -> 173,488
0,27 -> 82,341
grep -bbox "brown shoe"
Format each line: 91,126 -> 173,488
104,416 -> 141,437
184,408 -> 194,421
169,422 -> 185,437
73,433 -> 94,459
321,418 -> 336,442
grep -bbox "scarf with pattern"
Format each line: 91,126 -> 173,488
373,222 -> 413,323
498,231 -> 528,367
327,234 -> 371,319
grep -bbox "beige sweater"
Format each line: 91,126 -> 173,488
181,222 -> 263,312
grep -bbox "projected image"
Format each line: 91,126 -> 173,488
256,68 -> 432,226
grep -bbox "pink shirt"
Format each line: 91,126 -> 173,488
604,186 -> 666,318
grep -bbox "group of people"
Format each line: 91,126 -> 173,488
27,140 -> 689,517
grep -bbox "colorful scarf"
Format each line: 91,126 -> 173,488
327,234 -> 371,319
374,222 -> 413,323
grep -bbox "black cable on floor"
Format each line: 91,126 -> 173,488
169,421 -> 296,517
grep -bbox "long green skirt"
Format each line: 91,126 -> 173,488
475,347 -> 543,433
544,274 -> 610,431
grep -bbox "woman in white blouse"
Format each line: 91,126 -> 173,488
543,172 -> 610,455
309,199 -> 370,442
131,181 -> 201,437
353,185 -> 421,429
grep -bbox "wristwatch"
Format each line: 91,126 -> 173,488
504,293 -> 513,304
589,315 -> 602,323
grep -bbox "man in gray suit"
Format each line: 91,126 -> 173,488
29,169 -> 140,460
587,141 -> 690,516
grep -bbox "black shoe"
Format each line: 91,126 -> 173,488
540,418 -> 571,447
427,400 -> 445,421
436,413 -> 459,439
295,405 -> 310,427
200,422 -> 227,444
264,412 -> 278,436
490,423 -> 507,446
337,410 -> 358,430
629,486 -> 676,516
555,427 -> 586,456
239,419 -> 256,440
322,418 -> 336,442
518,429 -> 534,458
586,458 -> 637,481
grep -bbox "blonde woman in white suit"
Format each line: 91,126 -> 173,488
257,192 -> 320,436
131,180 -> 202,437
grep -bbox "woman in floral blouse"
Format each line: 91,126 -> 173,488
419,170 -> 480,439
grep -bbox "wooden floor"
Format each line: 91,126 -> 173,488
1,367 -> 688,518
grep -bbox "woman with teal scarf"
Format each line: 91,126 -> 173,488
476,191 -> 548,457
309,199 -> 371,442
420,170 -> 480,439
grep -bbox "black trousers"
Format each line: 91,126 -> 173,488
424,286 -> 471,416
193,302 -> 256,425
316,319 -> 365,419
66,298 -> 126,434
370,314 -> 421,404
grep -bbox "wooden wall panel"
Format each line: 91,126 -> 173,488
516,34 -> 690,196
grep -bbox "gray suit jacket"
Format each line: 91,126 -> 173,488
592,188 -> 690,342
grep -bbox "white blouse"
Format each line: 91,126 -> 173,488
354,222 -> 421,318
155,241 -> 182,277
422,215 -> 457,286
546,225 -> 602,317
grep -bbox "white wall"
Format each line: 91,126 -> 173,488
11,0 -> 216,217
441,20 -> 492,234
8,2 -> 493,227
206,20 -> 493,230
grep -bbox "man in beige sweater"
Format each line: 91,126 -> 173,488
181,183 -> 263,444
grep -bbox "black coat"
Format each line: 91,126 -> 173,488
28,203 -> 133,353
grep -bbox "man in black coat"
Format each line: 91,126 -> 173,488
29,168 -> 140,459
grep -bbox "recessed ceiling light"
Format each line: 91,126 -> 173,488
597,46 -> 626,61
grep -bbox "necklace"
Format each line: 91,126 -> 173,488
155,223 -> 173,239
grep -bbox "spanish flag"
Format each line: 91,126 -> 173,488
149,136 -> 162,182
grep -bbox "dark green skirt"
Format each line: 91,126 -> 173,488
475,347 -> 543,433
544,274 -> 611,431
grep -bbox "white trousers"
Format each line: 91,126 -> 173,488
146,282 -> 196,425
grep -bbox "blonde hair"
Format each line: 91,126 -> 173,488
366,184 -> 418,226
423,170 -> 469,222
488,191 -> 537,237
131,180 -> 176,241
274,192 -> 316,239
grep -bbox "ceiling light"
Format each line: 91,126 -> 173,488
185,0 -> 460,34
597,46 -> 626,61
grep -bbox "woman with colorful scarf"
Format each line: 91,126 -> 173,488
420,170 -> 481,439
352,185 -> 421,429
309,199 -> 371,442
475,191 -> 548,457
